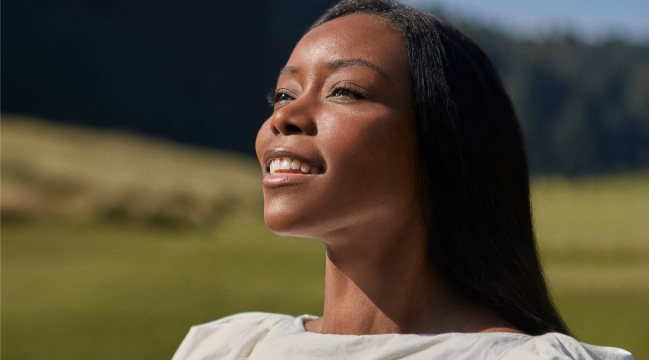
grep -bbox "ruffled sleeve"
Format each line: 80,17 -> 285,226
171,312 -> 293,360
499,333 -> 635,360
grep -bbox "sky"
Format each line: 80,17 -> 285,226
402,0 -> 649,43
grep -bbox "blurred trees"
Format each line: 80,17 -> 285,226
464,26 -> 649,174
3,0 -> 648,175
2,0 -> 333,154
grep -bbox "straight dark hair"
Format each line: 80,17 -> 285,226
310,0 -> 569,336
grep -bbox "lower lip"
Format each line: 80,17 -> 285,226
263,173 -> 316,188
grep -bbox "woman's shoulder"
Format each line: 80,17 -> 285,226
192,311 -> 295,329
498,332 -> 634,360
172,314 -> 635,360
171,312 -> 299,360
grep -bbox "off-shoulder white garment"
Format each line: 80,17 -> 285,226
172,312 -> 634,360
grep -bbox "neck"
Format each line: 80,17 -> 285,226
305,217 -> 520,335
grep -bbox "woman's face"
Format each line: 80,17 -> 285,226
255,14 -> 418,242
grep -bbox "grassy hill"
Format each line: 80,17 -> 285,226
2,116 -> 263,224
2,117 -> 647,359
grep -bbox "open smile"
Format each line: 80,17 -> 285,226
268,157 -> 322,175
263,154 -> 325,188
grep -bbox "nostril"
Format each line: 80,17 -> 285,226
285,124 -> 302,134
270,106 -> 316,136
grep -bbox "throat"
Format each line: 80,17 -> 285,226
310,250 -> 521,336
315,251 -> 442,335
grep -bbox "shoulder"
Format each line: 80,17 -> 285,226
499,332 -> 635,360
171,312 -> 298,360
193,312 -> 295,329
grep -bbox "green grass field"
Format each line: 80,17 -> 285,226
531,175 -> 649,358
2,117 -> 648,359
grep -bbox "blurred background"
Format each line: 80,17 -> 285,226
2,0 -> 648,359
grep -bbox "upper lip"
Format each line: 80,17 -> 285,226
262,147 -> 325,174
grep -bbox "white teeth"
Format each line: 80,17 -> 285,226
268,158 -> 321,175
280,158 -> 291,170
269,159 -> 280,174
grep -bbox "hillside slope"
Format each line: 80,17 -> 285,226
2,115 -> 263,224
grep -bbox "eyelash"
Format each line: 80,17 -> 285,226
267,89 -> 297,107
330,85 -> 367,101
267,85 -> 367,107
267,89 -> 282,107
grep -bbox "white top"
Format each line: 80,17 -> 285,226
172,312 -> 634,360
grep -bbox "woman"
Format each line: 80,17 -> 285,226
173,1 -> 633,358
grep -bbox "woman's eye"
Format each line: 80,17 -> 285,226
334,88 -> 352,98
330,86 -> 366,101
268,90 -> 294,107
276,92 -> 292,102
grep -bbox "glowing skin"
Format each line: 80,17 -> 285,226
256,15 -> 416,240
255,14 -> 519,336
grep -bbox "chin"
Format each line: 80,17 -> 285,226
263,206 -> 318,238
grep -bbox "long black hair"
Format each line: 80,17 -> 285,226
310,0 -> 569,336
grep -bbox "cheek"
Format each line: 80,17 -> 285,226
255,118 -> 273,165
318,109 -> 418,213
325,109 -> 416,177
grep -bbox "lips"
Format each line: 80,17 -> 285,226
261,148 -> 325,188
263,147 -> 325,174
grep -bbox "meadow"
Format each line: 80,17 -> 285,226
2,117 -> 648,359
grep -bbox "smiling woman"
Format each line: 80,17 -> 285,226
259,14 -> 417,240
172,1 -> 634,359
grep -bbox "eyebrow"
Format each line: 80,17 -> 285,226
327,58 -> 388,78
279,66 -> 299,75
278,58 -> 389,79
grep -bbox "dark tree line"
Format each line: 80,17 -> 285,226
463,26 -> 649,174
3,0 -> 648,175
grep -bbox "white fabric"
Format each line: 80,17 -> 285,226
172,312 -> 634,360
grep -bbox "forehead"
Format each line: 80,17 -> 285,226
287,14 -> 409,79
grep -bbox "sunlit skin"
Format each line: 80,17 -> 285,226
255,14 -> 520,335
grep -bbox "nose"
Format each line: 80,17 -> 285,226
270,98 -> 317,136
